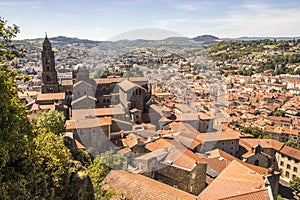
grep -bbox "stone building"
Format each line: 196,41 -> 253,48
135,147 -> 207,195
65,117 -> 112,154
41,35 -> 60,93
119,79 -> 146,113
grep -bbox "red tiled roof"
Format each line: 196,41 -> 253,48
36,92 -> 65,101
240,138 -> 284,151
66,117 -> 112,130
280,145 -> 300,160
198,160 -> 271,200
103,170 -> 196,200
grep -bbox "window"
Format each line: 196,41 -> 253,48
280,161 -> 284,166
287,164 -> 291,169
231,141 -> 234,145
222,142 -> 225,145
84,91 -> 86,95
294,167 -> 298,173
293,175 -> 297,179
285,171 -> 290,178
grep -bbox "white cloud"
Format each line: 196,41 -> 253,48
154,18 -> 190,28
176,4 -> 199,11
184,2 -> 300,37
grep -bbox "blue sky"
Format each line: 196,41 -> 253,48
1,0 -> 300,40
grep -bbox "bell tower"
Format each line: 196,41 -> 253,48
41,34 -> 59,93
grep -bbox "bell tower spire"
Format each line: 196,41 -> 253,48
41,34 -> 59,93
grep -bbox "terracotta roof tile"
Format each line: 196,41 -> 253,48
198,160 -> 270,200
240,139 -> 284,151
36,92 -> 65,101
66,117 -> 112,130
280,145 -> 300,160
103,170 -> 196,200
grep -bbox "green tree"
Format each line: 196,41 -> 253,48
87,151 -> 126,199
290,176 -> 300,194
97,150 -> 126,170
241,126 -> 266,138
0,18 -> 34,199
29,132 -> 73,199
285,140 -> 300,150
87,157 -> 113,200
273,110 -> 285,117
34,110 -> 66,135
0,18 -> 90,199
71,149 -> 93,167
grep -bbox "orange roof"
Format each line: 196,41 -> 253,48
103,170 -> 196,200
220,189 -> 271,200
31,103 -> 55,111
240,138 -> 284,151
74,139 -> 86,149
145,138 -> 175,152
121,133 -> 146,148
36,92 -> 65,101
207,149 -> 272,176
94,77 -> 123,84
198,160 -> 271,200
72,107 -> 125,120
196,131 -> 240,143
280,145 -> 300,160
163,147 -> 206,170
66,117 -> 112,130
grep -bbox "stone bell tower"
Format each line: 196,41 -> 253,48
41,34 -> 59,93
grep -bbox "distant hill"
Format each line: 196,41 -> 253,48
192,35 -> 220,43
164,37 -> 191,41
49,36 -> 102,44
223,36 -> 300,41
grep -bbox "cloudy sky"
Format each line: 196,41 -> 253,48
1,0 -> 299,40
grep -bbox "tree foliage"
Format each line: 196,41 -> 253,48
87,151 -> 126,199
71,149 -> 93,167
34,110 -> 66,135
87,158 -> 112,200
290,176 -> 300,193
0,18 -> 87,199
30,132 -> 73,199
285,140 -> 300,150
241,126 -> 266,138
0,17 -> 34,199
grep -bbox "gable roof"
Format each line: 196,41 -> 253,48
198,160 -> 271,200
206,149 -> 273,176
240,138 -> 284,151
280,145 -> 300,160
71,95 -> 97,105
73,80 -> 93,88
65,117 -> 112,130
102,170 -> 196,200
196,131 -> 240,143
36,92 -> 65,101
119,79 -> 145,92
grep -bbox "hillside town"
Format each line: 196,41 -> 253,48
13,34 -> 300,200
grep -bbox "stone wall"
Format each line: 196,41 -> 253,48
154,162 -> 207,196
